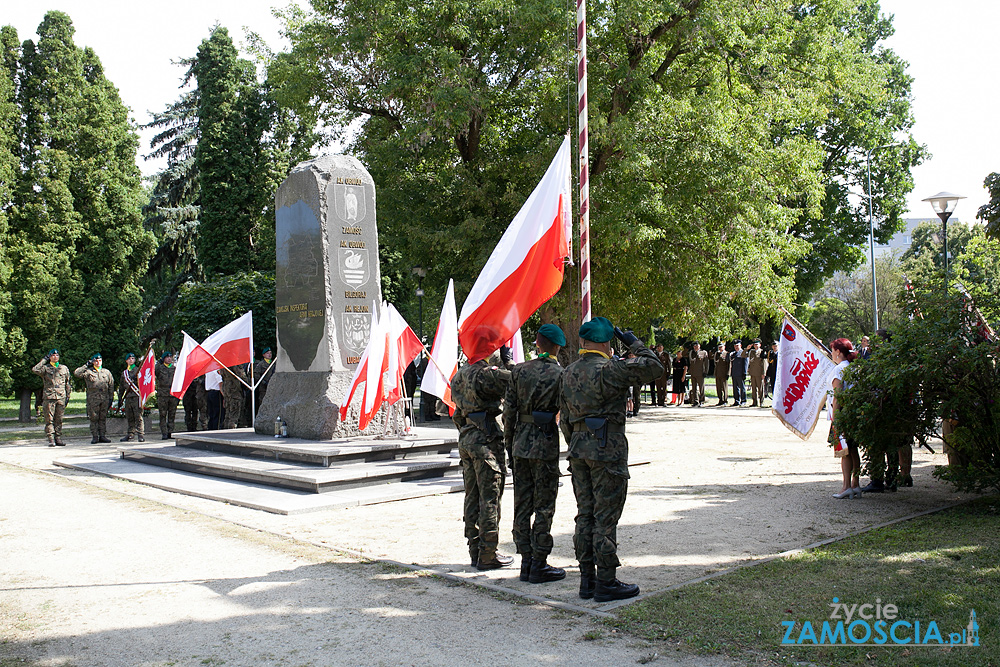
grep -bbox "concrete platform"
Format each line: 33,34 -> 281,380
53,454 -> 465,514
120,445 -> 461,492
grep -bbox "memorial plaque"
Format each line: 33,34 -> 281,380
256,155 -> 382,440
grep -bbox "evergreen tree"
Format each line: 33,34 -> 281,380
193,26 -> 272,278
2,11 -> 154,408
0,27 -> 25,395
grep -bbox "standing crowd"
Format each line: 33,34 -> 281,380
29,347 -> 275,446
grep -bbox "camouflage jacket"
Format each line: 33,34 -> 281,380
502,356 -> 563,460
559,341 -> 662,462
254,360 -> 273,387
32,359 -> 73,402
118,366 -> 141,402
451,359 -> 511,457
154,362 -> 176,395
73,365 -> 115,401
222,364 -> 249,397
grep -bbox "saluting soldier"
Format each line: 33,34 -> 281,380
688,342 -> 710,407
118,353 -> 145,442
222,364 -> 249,429
559,318 -> 662,602
155,351 -> 179,439
32,349 -> 73,447
746,339 -> 768,407
729,341 -> 749,406
74,354 -> 115,443
451,349 -> 512,571
503,324 -> 567,585
713,343 -> 730,406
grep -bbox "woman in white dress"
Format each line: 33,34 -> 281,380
829,338 -> 861,498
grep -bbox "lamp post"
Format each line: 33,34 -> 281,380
865,143 -> 899,332
922,192 -> 965,278
412,266 -> 427,340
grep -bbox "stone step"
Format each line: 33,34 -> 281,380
172,427 -> 459,466
53,454 -> 465,515
120,445 -> 461,493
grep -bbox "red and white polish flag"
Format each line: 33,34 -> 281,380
420,278 -> 458,410
458,137 -> 571,363
359,302 -> 389,430
170,312 -> 254,398
772,316 -> 837,440
384,302 -> 423,405
138,348 -> 156,405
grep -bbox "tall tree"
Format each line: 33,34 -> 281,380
193,26 -> 272,278
268,0 -> 922,339
2,11 -> 154,409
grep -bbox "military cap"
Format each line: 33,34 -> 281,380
125,352 -> 136,361
91,353 -> 102,361
732,340 -> 742,346
752,338 -> 761,344
579,317 -> 614,343
161,351 -> 173,361
537,323 -> 566,347
48,349 -> 60,356
262,346 -> 272,354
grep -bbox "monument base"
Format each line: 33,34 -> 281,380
255,370 -> 378,440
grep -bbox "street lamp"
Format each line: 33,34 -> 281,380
865,143 -> 899,332
922,192 -> 965,278
412,266 -> 427,340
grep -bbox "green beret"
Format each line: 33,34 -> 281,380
91,353 -> 102,361
161,351 -> 172,361
537,324 -> 566,347
48,349 -> 59,356
262,347 -> 272,354
125,352 -> 136,361
579,317 -> 614,343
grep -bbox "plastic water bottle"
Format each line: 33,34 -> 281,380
280,421 -> 288,438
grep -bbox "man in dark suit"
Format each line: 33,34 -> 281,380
729,341 -> 748,406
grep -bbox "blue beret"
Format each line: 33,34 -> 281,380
579,317 -> 614,343
537,324 -> 566,347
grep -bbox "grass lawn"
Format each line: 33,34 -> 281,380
0,395 -> 88,420
613,496 -> 999,667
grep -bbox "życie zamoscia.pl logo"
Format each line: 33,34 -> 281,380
781,598 -> 980,647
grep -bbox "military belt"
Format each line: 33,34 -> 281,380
572,422 -> 625,434
518,411 -> 556,425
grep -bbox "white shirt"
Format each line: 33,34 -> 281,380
205,370 -> 222,391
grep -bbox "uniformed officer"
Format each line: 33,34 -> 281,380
74,354 -> 115,443
765,340 -> 779,398
729,341 -> 748,406
118,353 -> 145,442
654,344 -> 672,406
451,349 -> 512,570
713,343 -> 730,406
32,349 -> 73,447
559,318 -> 662,602
503,324 -> 567,584
746,339 -> 768,407
222,364 -> 249,429
688,342 -> 710,407
254,347 -> 274,413
155,351 -> 179,439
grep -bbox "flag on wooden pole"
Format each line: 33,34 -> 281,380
771,313 -> 837,440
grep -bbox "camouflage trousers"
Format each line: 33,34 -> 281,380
87,396 -> 109,437
42,399 -> 66,443
512,456 -> 560,560
224,393 -> 244,430
183,388 -> 208,431
569,456 -> 629,581
124,396 -> 144,438
158,394 -> 179,436
460,442 -> 507,562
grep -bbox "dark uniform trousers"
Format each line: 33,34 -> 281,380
512,457 -> 560,559
460,441 -> 507,561
570,457 -> 628,582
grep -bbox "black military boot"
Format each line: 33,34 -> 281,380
476,552 -> 514,571
519,556 -> 534,582
98,436 -> 111,443
594,578 -> 640,603
137,435 -> 145,442
579,562 -> 596,599
91,436 -> 99,444
529,558 -> 566,584
120,436 -> 132,442
861,479 -> 885,493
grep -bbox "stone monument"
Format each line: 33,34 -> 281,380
254,155 -> 381,439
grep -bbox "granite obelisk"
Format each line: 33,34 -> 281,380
254,155 -> 381,439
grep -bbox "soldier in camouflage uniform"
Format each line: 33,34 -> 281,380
155,352 -> 179,439
74,354 -> 115,443
503,324 -> 567,584
451,350 -> 512,570
254,347 -> 274,414
118,353 -> 145,442
222,364 -> 249,429
32,349 -> 73,447
182,375 -> 207,432
559,318 -> 663,602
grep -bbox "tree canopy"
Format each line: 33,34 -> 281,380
267,0 -> 923,339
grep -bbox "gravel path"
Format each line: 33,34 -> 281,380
1,402 -> 973,666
